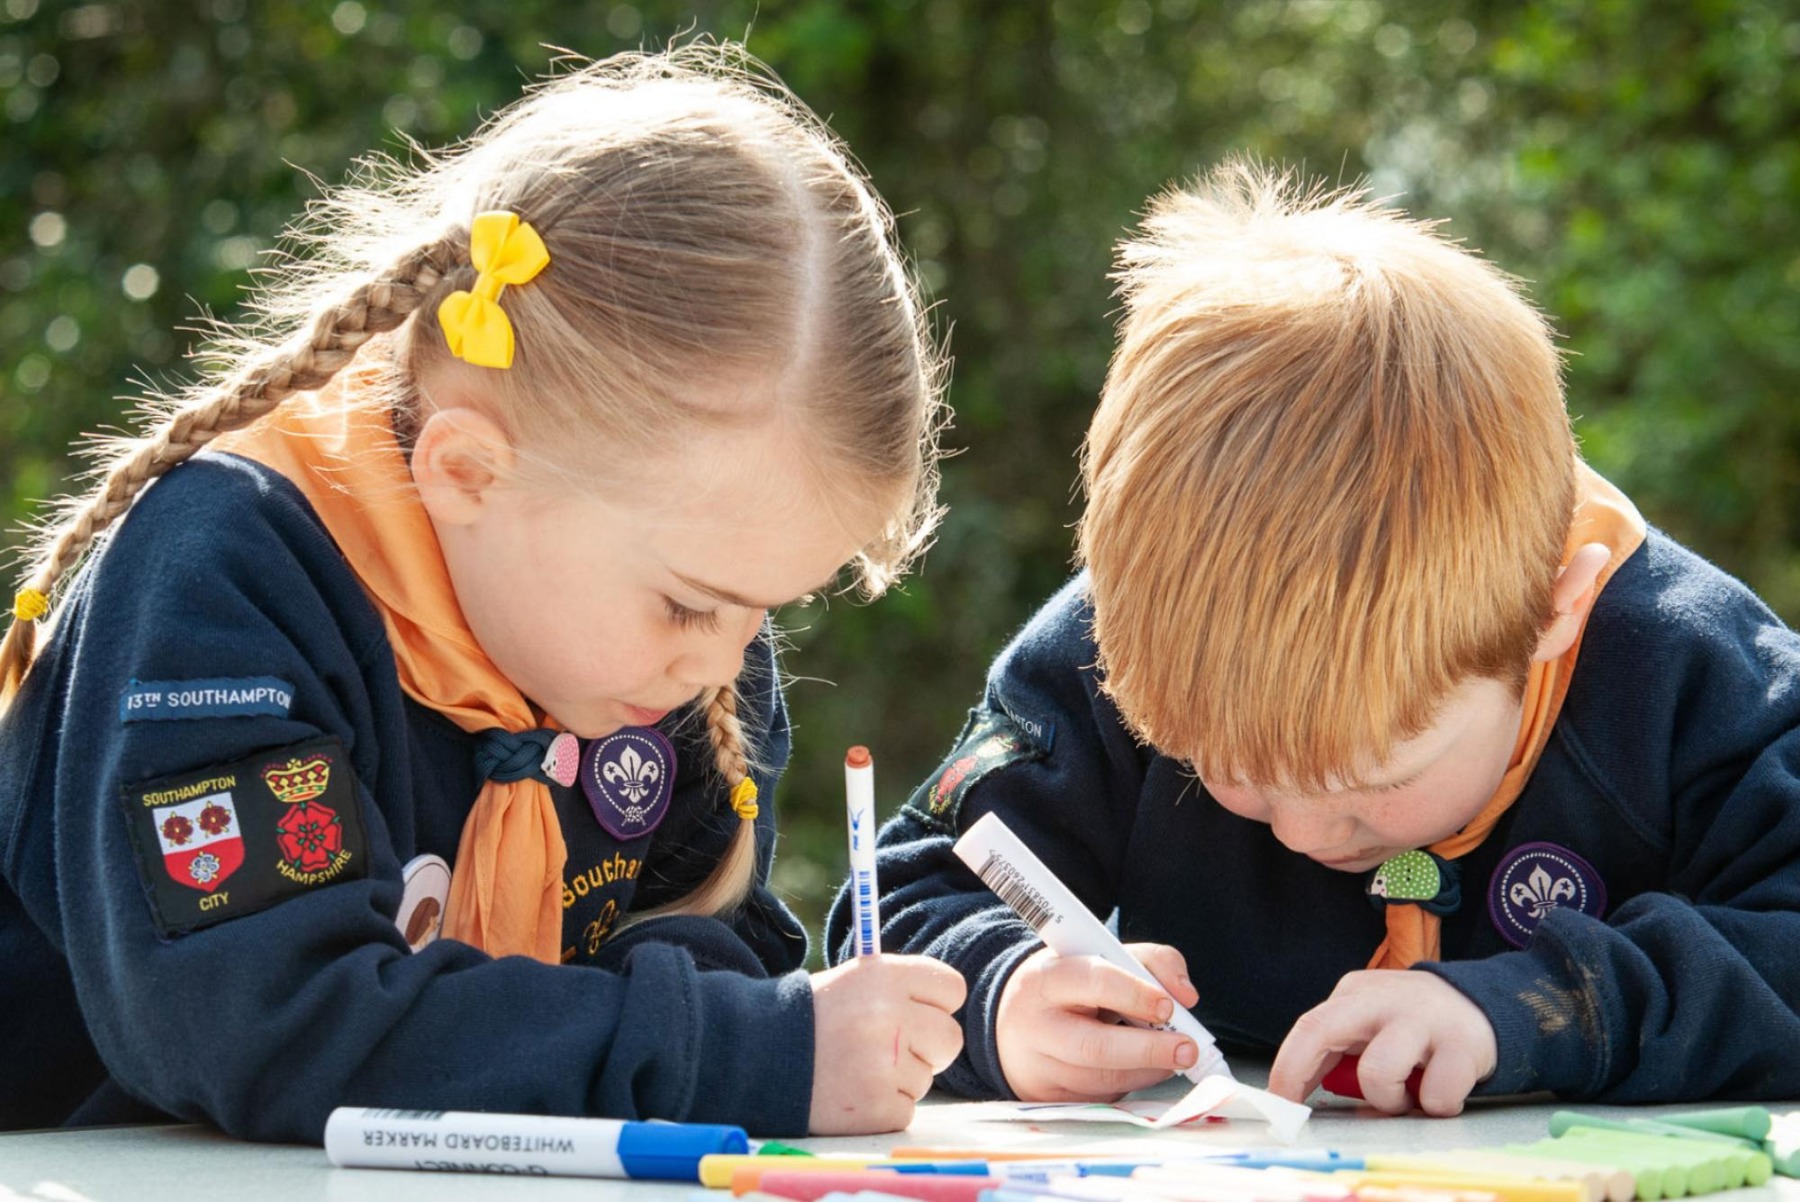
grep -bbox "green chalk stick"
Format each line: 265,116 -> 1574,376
1557,1124 -> 1761,1176
1765,1140 -> 1800,1179
1658,1107 -> 1772,1142
1574,1138 -> 1721,1195
1550,1133 -> 1694,1197
1550,1111 -> 1763,1150
1555,1130 -> 1769,1194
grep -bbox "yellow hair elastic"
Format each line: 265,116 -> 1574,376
438,211 -> 550,370
729,777 -> 760,821
11,588 -> 48,623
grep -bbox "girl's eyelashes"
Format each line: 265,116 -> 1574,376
663,596 -> 724,634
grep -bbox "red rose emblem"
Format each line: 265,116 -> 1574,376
160,814 -> 195,846
275,801 -> 343,873
931,754 -> 978,810
197,803 -> 233,836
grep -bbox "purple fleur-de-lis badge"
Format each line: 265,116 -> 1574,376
580,727 -> 676,841
1488,841 -> 1606,948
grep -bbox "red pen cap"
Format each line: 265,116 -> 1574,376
1322,1054 -> 1425,1104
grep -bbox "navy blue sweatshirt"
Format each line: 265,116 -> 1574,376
0,453 -> 815,1139
832,534 -> 1800,1103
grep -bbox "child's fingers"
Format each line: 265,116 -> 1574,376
1352,1026 -> 1430,1114
896,1049 -> 938,1104
1048,1008 -> 1197,1074
908,1003 -> 965,1074
1041,954 -> 1176,1026
897,955 -> 969,1012
1267,1047 -> 1329,1103
1415,1042 -> 1484,1117
1268,1004 -> 1371,1102
1124,942 -> 1199,1008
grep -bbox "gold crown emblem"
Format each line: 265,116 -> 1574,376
263,755 -> 331,804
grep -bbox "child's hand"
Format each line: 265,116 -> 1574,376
995,943 -> 1202,1101
808,954 -> 966,1135
1268,969 -> 1497,1116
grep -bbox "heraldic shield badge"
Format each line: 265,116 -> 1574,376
150,791 -> 244,894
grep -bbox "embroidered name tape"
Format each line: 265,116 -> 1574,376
120,676 -> 295,723
122,735 -> 369,936
907,708 -> 1046,825
994,692 -> 1056,752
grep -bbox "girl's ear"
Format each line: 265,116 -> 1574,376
411,407 -> 516,527
1532,542 -> 1612,663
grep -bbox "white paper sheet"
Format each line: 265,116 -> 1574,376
929,1076 -> 1311,1144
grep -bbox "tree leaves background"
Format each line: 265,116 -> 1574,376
4,0 -> 1796,952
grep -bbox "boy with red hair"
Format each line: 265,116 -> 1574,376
837,163 -> 1800,1113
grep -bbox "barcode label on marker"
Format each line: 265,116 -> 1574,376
855,870 -> 878,952
977,850 -> 1053,929
361,1109 -> 447,1121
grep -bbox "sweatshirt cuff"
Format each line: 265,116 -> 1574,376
1416,940 -> 1601,1099
944,935 -> 1039,1100
686,969 -> 815,1135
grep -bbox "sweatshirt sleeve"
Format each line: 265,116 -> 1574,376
1424,537 -> 1800,1102
825,576 -> 1146,1098
19,458 -> 814,1140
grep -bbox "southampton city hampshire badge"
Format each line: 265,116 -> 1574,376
579,727 -> 676,841
124,735 -> 369,936
264,751 -> 354,884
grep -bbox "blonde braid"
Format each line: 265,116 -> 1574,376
0,243 -> 450,707
623,683 -> 761,925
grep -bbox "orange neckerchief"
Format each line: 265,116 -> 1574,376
1367,463 -> 1646,970
214,372 -> 567,963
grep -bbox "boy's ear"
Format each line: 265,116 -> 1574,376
411,407 -> 516,527
1532,542 -> 1613,663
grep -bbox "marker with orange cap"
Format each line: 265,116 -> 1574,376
846,745 -> 881,956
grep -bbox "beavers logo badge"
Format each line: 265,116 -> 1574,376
580,727 -> 676,841
1488,841 -> 1607,948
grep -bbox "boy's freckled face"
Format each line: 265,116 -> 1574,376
1200,677 -> 1526,872
431,422 -> 876,740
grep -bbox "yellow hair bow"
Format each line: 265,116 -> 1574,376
11,588 -> 49,623
437,211 -> 550,369
729,777 -> 760,821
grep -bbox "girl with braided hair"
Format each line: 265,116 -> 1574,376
0,45 -> 963,1140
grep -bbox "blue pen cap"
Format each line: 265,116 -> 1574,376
617,1120 -> 748,1180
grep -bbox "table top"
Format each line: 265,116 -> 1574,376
4,1075 -> 1796,1202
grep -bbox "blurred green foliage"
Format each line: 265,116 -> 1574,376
3,0 -> 1797,955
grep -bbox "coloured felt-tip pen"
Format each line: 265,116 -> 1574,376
846,745 -> 881,956
953,812 -> 1229,1082
323,1107 -> 748,1181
